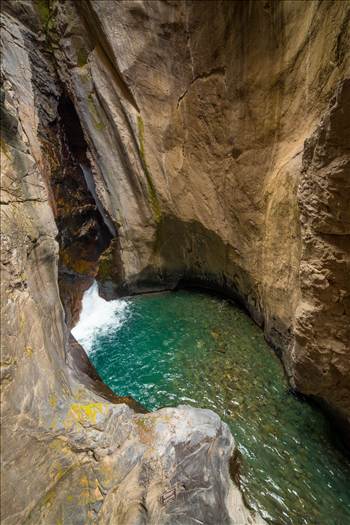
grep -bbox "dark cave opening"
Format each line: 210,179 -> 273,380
52,94 -> 113,329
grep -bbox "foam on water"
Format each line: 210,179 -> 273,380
71,281 -> 128,353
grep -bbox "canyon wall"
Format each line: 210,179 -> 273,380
0,1 -> 267,523
1,0 -> 349,523
53,0 -> 349,426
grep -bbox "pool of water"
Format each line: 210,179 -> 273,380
72,283 -> 350,525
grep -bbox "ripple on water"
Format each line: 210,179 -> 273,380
73,287 -> 350,525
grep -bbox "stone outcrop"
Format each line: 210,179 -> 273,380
1,0 -> 349,523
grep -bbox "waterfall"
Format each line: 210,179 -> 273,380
71,281 -> 129,353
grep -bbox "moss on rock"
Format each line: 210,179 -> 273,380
97,249 -> 114,282
137,116 -> 161,223
87,93 -> 106,131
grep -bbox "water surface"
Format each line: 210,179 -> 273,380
73,285 -> 350,525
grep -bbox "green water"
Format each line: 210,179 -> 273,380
87,290 -> 350,525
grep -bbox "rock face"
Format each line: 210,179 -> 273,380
0,1 -> 265,524
0,0 -> 349,523
52,0 -> 349,426
293,79 -> 350,429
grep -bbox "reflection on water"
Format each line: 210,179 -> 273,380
74,287 -> 350,525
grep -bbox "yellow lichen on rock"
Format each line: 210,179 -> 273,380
49,393 -> 57,408
66,402 -> 109,428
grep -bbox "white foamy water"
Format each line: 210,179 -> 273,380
71,281 -> 129,353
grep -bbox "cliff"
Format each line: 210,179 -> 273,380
1,0 -> 349,523
53,0 -> 350,431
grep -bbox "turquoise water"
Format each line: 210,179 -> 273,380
77,289 -> 350,525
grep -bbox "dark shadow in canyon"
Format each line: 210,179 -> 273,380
54,94 -> 112,329
53,95 -> 145,412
